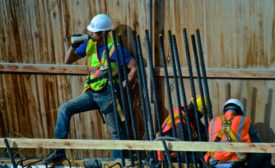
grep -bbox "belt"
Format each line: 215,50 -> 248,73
86,74 -> 108,84
86,74 -> 119,84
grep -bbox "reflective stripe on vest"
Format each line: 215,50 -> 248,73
161,107 -> 187,134
84,38 -> 117,91
204,111 -> 251,164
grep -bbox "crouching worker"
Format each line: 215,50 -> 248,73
157,96 -> 208,164
204,98 -> 272,168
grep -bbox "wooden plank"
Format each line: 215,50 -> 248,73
0,138 -> 275,153
0,159 -> 84,168
0,159 -> 197,168
0,63 -> 86,75
101,160 -> 195,168
1,63 -> 275,79
154,67 -> 275,79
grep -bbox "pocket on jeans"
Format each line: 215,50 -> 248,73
98,95 -> 113,114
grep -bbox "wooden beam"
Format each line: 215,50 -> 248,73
1,159 -> 84,167
154,67 -> 275,79
1,63 -> 275,79
0,138 -> 275,153
0,159 -> 192,168
0,63 -> 87,75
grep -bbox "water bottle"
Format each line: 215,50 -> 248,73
71,34 -> 89,44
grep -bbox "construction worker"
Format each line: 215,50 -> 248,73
204,98 -> 271,168
42,14 -> 137,164
157,96 -> 207,163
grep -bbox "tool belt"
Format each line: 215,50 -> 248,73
85,73 -> 125,122
86,73 -> 120,85
86,73 -> 108,84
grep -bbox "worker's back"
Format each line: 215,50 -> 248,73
204,98 -> 272,168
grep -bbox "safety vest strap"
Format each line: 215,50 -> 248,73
210,115 -> 236,157
109,45 -> 115,57
209,115 -> 246,161
87,73 -> 108,84
100,45 -> 115,67
220,115 -> 238,142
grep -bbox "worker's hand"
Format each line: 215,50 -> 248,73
71,42 -> 82,49
71,43 -> 81,49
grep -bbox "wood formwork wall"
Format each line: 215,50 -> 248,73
0,0 -> 149,159
0,0 -> 274,162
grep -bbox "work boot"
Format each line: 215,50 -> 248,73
42,150 -> 67,164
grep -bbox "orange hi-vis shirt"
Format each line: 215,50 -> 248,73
204,111 -> 251,164
157,107 -> 197,161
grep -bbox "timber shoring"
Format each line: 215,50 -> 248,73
0,138 -> 275,153
1,63 -> 275,79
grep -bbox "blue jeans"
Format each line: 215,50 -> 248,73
54,85 -> 122,158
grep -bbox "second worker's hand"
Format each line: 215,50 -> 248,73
72,42 -> 82,49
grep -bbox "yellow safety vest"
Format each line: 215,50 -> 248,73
84,38 -> 117,91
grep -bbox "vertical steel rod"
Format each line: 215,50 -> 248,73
159,34 -> 183,166
146,30 -> 166,167
191,34 -> 209,140
131,31 -> 149,168
117,35 -> 142,167
136,35 -> 155,140
136,35 -> 158,165
111,30 -> 135,166
196,30 -> 213,119
103,32 -> 125,166
167,30 -> 187,168
4,138 -> 17,168
182,29 -> 202,142
172,35 -> 198,166
145,30 -> 162,136
132,31 -> 150,142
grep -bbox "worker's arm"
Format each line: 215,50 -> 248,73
246,124 -> 272,168
249,124 -> 262,142
65,47 -> 82,64
123,58 -> 137,87
126,59 -> 137,82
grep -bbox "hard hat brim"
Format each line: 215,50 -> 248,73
87,24 -> 113,32
87,25 -> 99,32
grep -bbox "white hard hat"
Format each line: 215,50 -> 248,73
222,98 -> 245,115
87,14 -> 113,32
